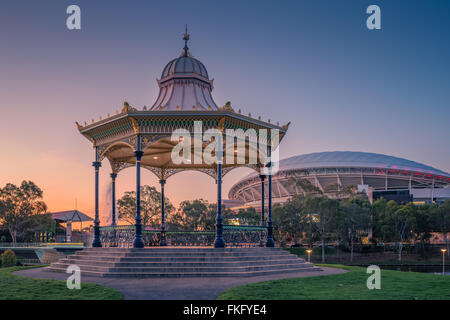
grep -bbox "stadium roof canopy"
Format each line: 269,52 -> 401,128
241,151 -> 450,180
281,151 -> 449,176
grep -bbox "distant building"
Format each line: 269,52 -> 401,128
227,151 -> 450,210
49,210 -> 93,243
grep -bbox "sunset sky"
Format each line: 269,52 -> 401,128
1,0 -> 449,224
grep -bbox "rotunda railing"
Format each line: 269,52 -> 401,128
99,225 -> 266,248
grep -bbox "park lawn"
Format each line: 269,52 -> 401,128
0,266 -> 122,300
217,265 -> 450,300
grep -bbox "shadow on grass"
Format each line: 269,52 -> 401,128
0,266 -> 122,300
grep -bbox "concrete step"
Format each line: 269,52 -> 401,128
65,259 -> 304,268
68,254 -> 298,263
52,255 -> 309,266
74,251 -> 291,258
45,266 -> 320,278
79,248 -> 290,255
62,256 -> 123,262
101,267 -> 321,278
82,247 -> 285,252
46,247 -> 318,278
44,266 -> 107,277
49,263 -> 111,272
56,257 -> 303,267
107,263 -> 313,273
56,258 -> 117,267
48,260 -> 313,273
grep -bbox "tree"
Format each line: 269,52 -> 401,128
175,199 -> 233,231
23,213 -> 55,242
235,207 -> 259,225
305,196 -> 339,263
371,198 -> 388,243
176,199 -> 209,231
0,181 -> 48,243
431,200 -> 450,257
339,198 -> 371,262
413,204 -> 433,259
272,196 -> 305,246
117,185 -> 174,227
378,201 -> 416,262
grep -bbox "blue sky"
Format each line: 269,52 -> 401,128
0,0 -> 449,213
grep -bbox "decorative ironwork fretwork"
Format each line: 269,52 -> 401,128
98,141 -> 135,162
142,166 -> 164,180
221,164 -> 261,178
142,167 -> 219,181
96,144 -> 110,162
128,136 -> 137,148
162,168 -> 185,180
109,159 -> 134,174
193,168 -> 217,180
99,225 -> 267,248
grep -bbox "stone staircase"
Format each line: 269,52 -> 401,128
45,247 -> 320,278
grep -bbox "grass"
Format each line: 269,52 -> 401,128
0,266 -> 122,300
217,264 -> 450,300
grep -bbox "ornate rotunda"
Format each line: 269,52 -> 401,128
76,29 -> 290,248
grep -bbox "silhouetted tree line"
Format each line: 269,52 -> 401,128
0,181 -> 54,243
271,193 -> 450,263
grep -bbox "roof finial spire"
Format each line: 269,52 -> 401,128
182,24 -> 190,57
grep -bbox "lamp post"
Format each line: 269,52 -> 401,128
160,179 -> 167,246
441,249 -> 447,276
259,175 -> 266,247
133,136 -> 144,248
214,133 -> 225,248
92,147 -> 102,248
306,249 -> 312,263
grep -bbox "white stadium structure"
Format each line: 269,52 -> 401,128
226,151 -> 450,210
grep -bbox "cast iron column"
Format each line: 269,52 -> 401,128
133,136 -> 145,248
214,136 -> 225,248
92,147 -> 102,247
110,173 -> 117,226
259,174 -> 266,247
266,146 -> 275,247
160,179 -> 167,246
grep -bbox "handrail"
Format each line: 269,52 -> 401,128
0,242 -> 84,248
99,224 -> 266,232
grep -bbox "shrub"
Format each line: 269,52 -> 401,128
1,249 -> 17,267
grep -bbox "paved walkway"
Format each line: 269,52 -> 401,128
14,267 -> 347,300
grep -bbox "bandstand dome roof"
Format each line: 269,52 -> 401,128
76,28 -> 289,178
161,56 -> 209,79
150,28 -> 219,111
